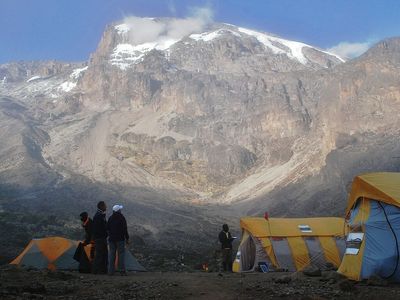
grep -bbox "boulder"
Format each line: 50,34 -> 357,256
338,279 -> 355,292
274,275 -> 292,284
321,271 -> 347,283
324,262 -> 337,271
302,265 -> 322,277
367,275 -> 389,287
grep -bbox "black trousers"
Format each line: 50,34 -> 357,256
92,238 -> 108,274
221,248 -> 233,272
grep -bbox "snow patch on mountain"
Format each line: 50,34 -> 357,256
237,27 -> 344,65
21,66 -> 87,96
59,81 -> 77,92
110,39 -> 179,70
110,44 -> 146,69
6,76 -> 65,100
190,31 -> 222,42
190,29 -> 240,42
115,23 -> 130,34
70,66 -> 88,80
237,27 -> 310,64
317,49 -> 346,63
58,66 -> 88,92
27,76 -> 41,82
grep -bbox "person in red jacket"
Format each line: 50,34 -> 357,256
80,211 -> 95,260
107,204 -> 129,275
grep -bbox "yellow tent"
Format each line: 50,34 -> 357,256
233,217 -> 346,272
338,172 -> 400,281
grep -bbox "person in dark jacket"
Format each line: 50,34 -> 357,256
92,201 -> 108,274
73,212 -> 94,273
80,211 -> 95,259
107,204 -> 129,275
218,224 -> 235,272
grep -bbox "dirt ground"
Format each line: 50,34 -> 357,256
1,266 -> 400,299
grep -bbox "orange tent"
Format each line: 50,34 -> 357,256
10,237 -> 88,271
10,236 -> 145,271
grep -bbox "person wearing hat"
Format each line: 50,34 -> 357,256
107,204 -> 129,275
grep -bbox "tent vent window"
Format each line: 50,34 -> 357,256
298,225 -> 312,233
345,232 -> 364,255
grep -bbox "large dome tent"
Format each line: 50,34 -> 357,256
338,172 -> 400,281
233,217 -> 346,272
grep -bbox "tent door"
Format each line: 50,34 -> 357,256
239,234 -> 256,271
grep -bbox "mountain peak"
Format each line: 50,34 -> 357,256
106,18 -> 344,71
360,37 -> 400,60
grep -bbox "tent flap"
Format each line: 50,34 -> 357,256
318,236 -> 341,267
287,237 -> 310,271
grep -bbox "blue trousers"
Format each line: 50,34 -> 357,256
108,240 -> 126,274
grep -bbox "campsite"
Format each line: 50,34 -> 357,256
2,172 -> 400,299
2,1 -> 400,299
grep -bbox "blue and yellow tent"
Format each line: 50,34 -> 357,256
338,172 -> 400,281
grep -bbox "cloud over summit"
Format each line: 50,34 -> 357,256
121,7 -> 214,46
327,41 -> 373,59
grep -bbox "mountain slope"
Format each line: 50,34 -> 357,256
1,18 -> 400,234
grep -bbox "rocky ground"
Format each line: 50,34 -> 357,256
1,265 -> 400,299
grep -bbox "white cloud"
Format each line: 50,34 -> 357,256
123,17 -> 166,45
121,7 -> 214,46
327,41 -> 374,59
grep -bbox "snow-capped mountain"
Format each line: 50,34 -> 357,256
1,17 -> 400,224
108,20 -> 343,71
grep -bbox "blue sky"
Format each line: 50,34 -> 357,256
1,0 -> 399,63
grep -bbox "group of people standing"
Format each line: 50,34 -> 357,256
79,201 -> 130,275
79,202 -> 235,274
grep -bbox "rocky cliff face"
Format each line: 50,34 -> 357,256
1,18 -> 400,225
58,20 -> 346,200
